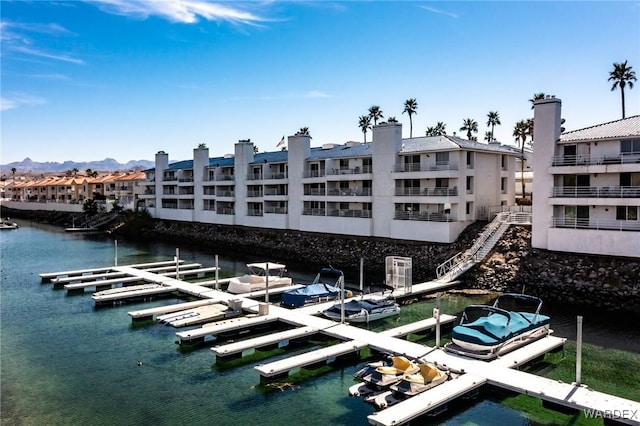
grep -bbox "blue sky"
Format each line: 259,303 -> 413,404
2,1 -> 639,164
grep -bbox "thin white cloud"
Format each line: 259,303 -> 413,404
12,45 -> 84,65
1,21 -> 83,64
88,0 -> 269,25
420,5 -> 459,19
28,73 -> 71,81
228,90 -> 333,101
1,94 -> 46,111
306,90 -> 332,99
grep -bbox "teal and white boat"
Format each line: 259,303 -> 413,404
445,293 -> 551,360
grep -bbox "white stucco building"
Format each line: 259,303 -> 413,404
139,123 -> 519,243
532,96 -> 640,258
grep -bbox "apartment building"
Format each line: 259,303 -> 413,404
140,123 -> 518,243
532,96 -> 640,257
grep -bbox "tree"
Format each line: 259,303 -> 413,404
435,121 -> 446,136
368,105 -> 384,126
529,92 -> 546,109
387,117 -> 398,123
11,167 -> 16,182
460,118 -> 478,140
85,168 -> 98,178
253,145 -> 259,155
358,115 -> 372,142
198,143 -> 207,148
486,111 -> 501,141
513,120 -> 529,198
484,131 -> 493,142
402,98 -> 418,138
298,127 -> 310,136
83,199 -> 99,216
609,60 -> 637,119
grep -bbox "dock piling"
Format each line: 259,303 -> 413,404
576,315 -> 583,385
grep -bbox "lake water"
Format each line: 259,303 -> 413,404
1,222 -> 638,425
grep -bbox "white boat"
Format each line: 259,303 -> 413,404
226,262 -> 292,294
0,219 -> 19,230
444,293 -> 551,360
322,284 -> 400,323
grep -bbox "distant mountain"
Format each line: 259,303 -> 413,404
0,157 -> 154,173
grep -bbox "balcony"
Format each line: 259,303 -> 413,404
551,186 -> 640,198
302,208 -> 326,216
327,167 -> 362,175
394,211 -> 454,222
216,175 -> 235,181
327,209 -> 372,218
264,206 -> 287,214
552,217 -> 640,231
394,162 -> 459,172
327,188 -> 372,196
247,209 -> 263,217
247,190 -> 263,198
395,187 -> 458,196
551,153 -> 640,167
303,169 -> 326,178
264,172 -> 287,180
304,188 -> 326,196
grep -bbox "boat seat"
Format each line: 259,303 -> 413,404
376,356 -> 414,375
419,364 -> 440,383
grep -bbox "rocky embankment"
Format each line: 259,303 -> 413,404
4,206 -> 639,313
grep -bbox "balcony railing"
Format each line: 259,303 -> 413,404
264,172 -> 287,180
303,169 -> 326,178
394,162 -> 459,172
327,167 -> 363,175
552,217 -> 640,231
551,153 -> 640,167
551,186 -> 640,198
218,208 -> 235,215
394,211 -> 454,222
304,188 -> 326,196
163,176 -> 177,182
216,175 -> 234,181
217,190 -> 235,197
302,208 -> 326,216
395,187 -> 458,196
264,206 -> 288,214
327,188 -> 372,196
247,173 -> 263,180
178,177 -> 194,182
327,209 -> 372,218
247,209 -> 263,217
247,190 -> 263,197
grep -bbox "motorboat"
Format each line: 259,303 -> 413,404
0,219 -> 19,230
226,262 -> 292,294
322,284 -> 400,323
349,355 -> 417,397
444,293 -> 551,360
280,267 -> 352,308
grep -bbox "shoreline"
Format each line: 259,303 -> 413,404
3,206 -> 639,313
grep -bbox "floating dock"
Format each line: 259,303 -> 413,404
39,260 -> 185,283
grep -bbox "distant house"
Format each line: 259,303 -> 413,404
532,96 -> 640,258
139,123 -> 520,243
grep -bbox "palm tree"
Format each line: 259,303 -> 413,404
358,115 -> 372,142
486,111 -> 501,141
11,167 -> 16,182
529,92 -> 546,109
460,118 -> 478,140
402,98 -> 418,138
387,117 -> 398,123
298,127 -> 310,135
198,143 -> 207,148
609,60 -> 637,119
513,120 -> 529,198
368,105 -> 383,126
435,121 -> 446,136
484,131 -> 493,142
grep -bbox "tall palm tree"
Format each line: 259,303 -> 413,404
11,167 -> 16,182
435,121 -> 446,136
529,92 -> 546,109
609,60 -> 637,119
425,127 -> 436,136
368,105 -> 384,126
358,115 -> 372,143
513,120 -> 529,198
484,131 -> 493,142
298,127 -> 310,135
486,111 -> 501,141
460,118 -> 478,140
402,98 -> 418,138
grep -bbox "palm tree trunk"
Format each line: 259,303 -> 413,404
521,144 -> 526,198
622,87 -> 626,119
409,116 -> 413,138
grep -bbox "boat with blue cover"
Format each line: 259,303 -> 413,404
445,293 -> 551,360
322,284 -> 400,323
280,267 -> 351,308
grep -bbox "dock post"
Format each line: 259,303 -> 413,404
114,240 -> 118,266
175,248 -> 180,280
215,254 -> 219,290
340,275 -> 345,324
265,262 -> 269,304
434,292 -> 441,348
576,315 -> 583,385
359,257 -> 364,292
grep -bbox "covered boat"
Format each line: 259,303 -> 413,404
322,284 -> 400,323
280,267 -> 351,308
445,293 -> 551,360
226,262 -> 292,294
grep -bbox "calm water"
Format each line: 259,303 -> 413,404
1,221 -> 638,426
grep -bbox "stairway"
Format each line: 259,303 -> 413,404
435,212 -> 531,282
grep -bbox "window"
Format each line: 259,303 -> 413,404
363,158 -> 373,173
617,206 -> 638,221
340,159 -> 350,170
466,202 -> 472,215
435,152 -> 449,165
621,140 -> 640,154
500,177 -> 507,192
404,155 -> 420,171
501,155 -> 507,170
466,176 -> 473,192
466,151 -> 474,168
